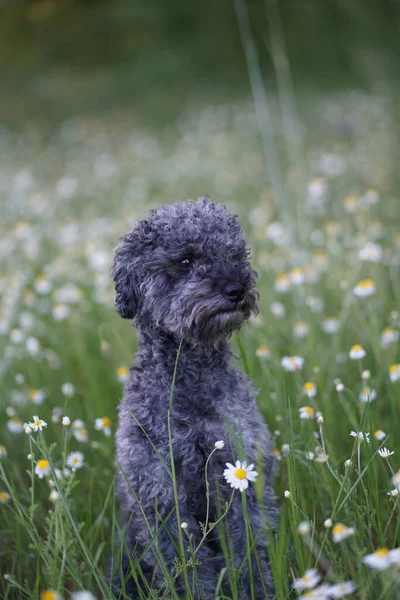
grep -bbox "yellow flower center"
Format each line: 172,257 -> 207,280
234,468 -> 247,480
376,548 -> 389,557
0,492 -> 9,502
358,278 -> 374,288
41,591 -> 58,600
273,449 -> 281,456
304,407 -> 314,416
102,417 -> 111,427
37,459 -> 49,470
304,382 -> 315,391
29,389 -> 38,398
363,387 -> 371,395
351,344 -> 362,352
11,418 -> 20,424
78,428 -> 87,436
117,367 -> 128,376
333,523 -> 345,534
72,457 -> 80,464
0,445 -> 5,453
276,274 -> 289,283
291,268 -> 303,276
34,420 -> 44,427
375,430 -> 383,436
390,364 -> 399,373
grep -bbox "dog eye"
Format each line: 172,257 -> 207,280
179,257 -> 193,268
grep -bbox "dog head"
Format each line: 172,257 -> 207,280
112,197 -> 259,342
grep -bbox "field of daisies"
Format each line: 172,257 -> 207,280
2,8 -> 400,600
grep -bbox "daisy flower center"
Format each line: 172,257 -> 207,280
34,419 -> 44,427
234,468 -> 247,480
376,548 -> 389,556
0,492 -> 9,501
102,417 -> 111,427
37,459 -> 49,470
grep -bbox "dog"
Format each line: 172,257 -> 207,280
111,196 -> 278,599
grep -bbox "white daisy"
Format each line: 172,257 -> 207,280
35,458 -> 51,479
298,587 -> 331,600
274,274 -> 291,293
0,491 -> 10,504
270,302 -> 286,319
358,387 -> 377,403
73,427 -> 89,443
223,460 -> 258,492
387,489 -> 399,499
94,417 -> 112,437
303,382 -> 317,398
214,440 -> 225,450
7,418 -> 24,434
28,415 -> 48,432
116,366 -> 130,383
293,321 -> 309,339
255,345 -> 271,360
389,364 -> 400,382
332,523 -> 355,543
289,267 -> 305,286
29,389 -> 46,405
362,548 -> 392,571
61,382 -> 75,397
328,581 -> 356,597
381,327 -> 399,348
0,445 -> 7,458
349,344 -> 366,360
299,406 -> 315,420
292,568 -> 320,591
70,592 -> 97,600
374,429 -> 386,441
66,451 -> 84,470
359,242 -> 382,263
281,355 -> 304,372
350,431 -> 370,443
353,278 -> 376,297
378,448 -> 394,460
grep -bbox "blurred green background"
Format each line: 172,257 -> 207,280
1,0 -> 400,128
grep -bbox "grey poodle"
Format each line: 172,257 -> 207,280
111,197 -> 278,599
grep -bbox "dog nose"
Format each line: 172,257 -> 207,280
224,283 -> 245,303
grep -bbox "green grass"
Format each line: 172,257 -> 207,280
1,1 -> 400,599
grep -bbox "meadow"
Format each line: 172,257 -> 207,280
1,2 -> 400,599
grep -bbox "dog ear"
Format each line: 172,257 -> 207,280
112,221 -> 152,320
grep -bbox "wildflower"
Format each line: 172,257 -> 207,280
26,336 -> 40,356
305,451 -> 315,461
7,418 -> 24,434
336,382 -> 344,392
66,452 -> 84,470
25,426 -> 32,435
344,194 -> 358,213
116,366 -> 130,383
223,460 -> 258,492
359,242 -> 382,263
324,518 -> 332,528
290,267 -> 305,285
40,591 -> 61,600
62,416 -> 71,426
392,470 -> 400,488
362,548 -> 392,571
70,593 -> 97,600
10,329 -> 24,343
52,304 -> 70,321
281,355 -> 304,372
316,414 -> 324,425
328,581 -> 356,597
0,445 -> 7,459
95,417 -> 112,437
28,415 -> 48,432
284,490 -> 291,498
275,274 -> 291,293
303,382 -> 317,398
49,490 -> 60,502
34,274 -> 52,295
214,440 -> 225,450
298,587 -> 332,600
255,345 -> 271,359
361,370 -> 371,380
281,443 -> 290,456
61,382 -> 75,397
270,301 -> 286,318
378,448 -> 394,460
349,344 -> 366,360
73,428 -> 89,443
389,364 -> 400,382
374,429 -> 386,440
293,321 -> 309,339
388,488 -> 399,498
0,490 -> 10,504
350,431 -> 370,443
344,459 -> 352,468
314,449 -> 329,463
332,523 -> 355,542
381,327 -> 399,348
273,448 -> 281,461
299,406 -> 315,420
298,521 -> 311,536
35,459 -> 51,479
29,389 -> 46,405
358,387 -> 377,403
181,521 -> 188,529
292,568 -> 320,590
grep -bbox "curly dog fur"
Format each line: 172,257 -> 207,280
111,196 -> 278,599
